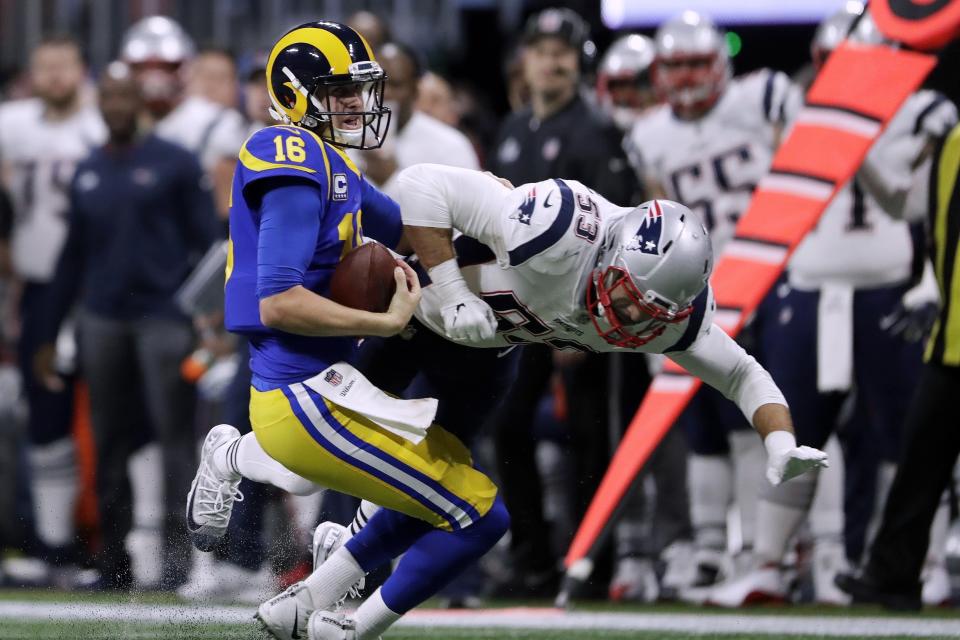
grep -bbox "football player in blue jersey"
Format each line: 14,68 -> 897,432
184,21 -> 509,640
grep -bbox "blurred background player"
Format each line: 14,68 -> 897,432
416,71 -> 460,128
355,41 -> 479,199
595,33 -> 658,131
837,45 -> 960,611
34,60 -> 219,589
120,15 -> 246,220
0,34 -> 104,582
117,14 -> 244,589
708,4 -> 956,607
626,10 -> 798,599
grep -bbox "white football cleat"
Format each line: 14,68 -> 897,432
186,424 -> 243,551
307,610 -> 358,640
312,522 -> 364,603
178,553 -> 275,604
812,542 -> 850,606
675,547 -> 729,604
707,563 -> 787,607
922,563 -> 951,606
608,557 -> 659,603
256,582 -> 315,640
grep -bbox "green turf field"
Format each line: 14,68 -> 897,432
0,620 -> 951,640
1,589 -> 959,639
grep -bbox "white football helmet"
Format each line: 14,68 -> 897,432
811,2 -> 864,69
587,200 -> 713,348
120,16 -> 195,65
120,16 -> 195,115
654,11 -> 731,119
596,34 -> 657,130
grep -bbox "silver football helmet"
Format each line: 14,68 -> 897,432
587,200 -> 713,348
596,34 -> 657,129
811,2 -> 864,68
654,11 -> 731,118
120,16 -> 195,65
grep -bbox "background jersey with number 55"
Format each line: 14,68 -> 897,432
625,69 -> 797,255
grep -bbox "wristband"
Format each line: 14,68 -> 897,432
764,430 -> 796,458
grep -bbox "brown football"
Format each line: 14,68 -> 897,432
328,242 -> 398,313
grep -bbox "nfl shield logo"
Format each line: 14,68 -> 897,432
324,369 -> 343,386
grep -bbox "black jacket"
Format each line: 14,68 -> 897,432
489,94 -> 640,206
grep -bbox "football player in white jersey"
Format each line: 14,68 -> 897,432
625,11 -> 799,594
595,34 -> 658,132
292,162 -> 827,624
120,16 -> 246,219
0,34 -> 105,578
707,4 -> 957,607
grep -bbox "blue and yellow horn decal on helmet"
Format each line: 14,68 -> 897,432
266,21 -> 391,150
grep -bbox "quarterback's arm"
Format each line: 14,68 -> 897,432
256,178 -> 417,337
359,178 -> 405,252
669,325 -> 828,485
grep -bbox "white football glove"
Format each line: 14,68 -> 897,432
441,298 -> 498,342
429,258 -> 498,343
764,430 -> 829,486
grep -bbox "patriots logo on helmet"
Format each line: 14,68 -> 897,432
625,200 -> 664,255
509,187 -> 537,225
324,369 -> 343,386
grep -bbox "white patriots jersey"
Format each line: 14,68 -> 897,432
0,98 -> 105,281
155,95 -> 246,171
414,177 -> 715,354
627,69 -> 797,255
789,90 -> 958,289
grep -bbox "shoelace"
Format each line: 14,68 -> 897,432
194,462 -> 244,522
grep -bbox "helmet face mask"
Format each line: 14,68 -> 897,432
653,11 -> 730,120
267,22 -> 392,150
585,199 -> 711,349
655,53 -> 727,118
587,266 -> 693,348
596,34 -> 657,129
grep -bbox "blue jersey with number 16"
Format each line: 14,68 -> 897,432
225,124 -> 401,388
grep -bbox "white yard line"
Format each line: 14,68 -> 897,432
1,601 -> 959,637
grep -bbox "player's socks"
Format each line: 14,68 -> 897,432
127,442 -> 164,586
213,432 -> 323,496
303,547 -> 367,609
926,495 -> 950,569
344,496 -> 510,614
354,589 -> 401,640
729,430 -> 765,551
28,437 -> 78,552
349,501 -> 381,536
755,472 -> 817,563
688,454 -> 731,556
809,436 -> 844,541
378,496 -> 509,613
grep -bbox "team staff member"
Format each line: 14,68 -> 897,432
34,62 -> 220,590
486,6 -> 641,596
836,120 -> 960,611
